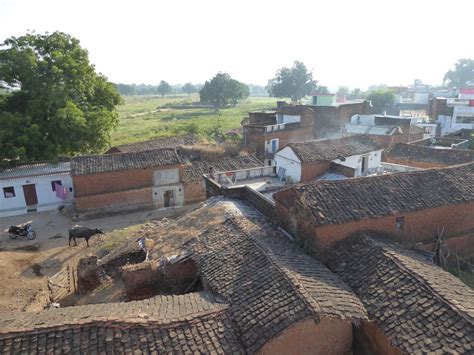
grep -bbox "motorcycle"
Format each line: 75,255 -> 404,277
8,224 -> 36,240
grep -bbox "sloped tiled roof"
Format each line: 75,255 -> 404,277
185,201 -> 367,353
0,162 -> 70,180
327,234 -> 474,354
286,135 -> 382,163
385,142 -> 474,166
273,163 -> 474,227
71,148 -> 183,175
106,134 -> 199,153
181,155 -> 263,183
0,292 -> 244,354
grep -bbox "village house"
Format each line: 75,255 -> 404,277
430,88 -> 474,135
274,135 -> 383,183
384,142 -> 474,168
71,148 -> 183,217
328,233 -> 474,354
0,199 -> 368,354
344,114 -> 424,148
180,154 -> 264,204
242,101 -> 371,165
0,161 -> 73,217
273,163 -> 474,258
104,134 -> 198,154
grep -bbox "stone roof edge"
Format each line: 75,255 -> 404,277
0,304 -> 229,337
230,216 -> 364,323
366,236 -> 474,324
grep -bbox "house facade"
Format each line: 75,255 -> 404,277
274,135 -> 383,183
0,162 -> 73,217
273,163 -> 474,258
71,149 -> 183,217
431,89 -> 474,135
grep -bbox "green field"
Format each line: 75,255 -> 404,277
111,95 -> 278,146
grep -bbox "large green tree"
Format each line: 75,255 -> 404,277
365,88 -> 395,114
199,72 -> 249,108
157,80 -> 171,97
0,31 -> 122,164
266,61 -> 317,102
182,82 -> 197,96
443,59 -> 474,88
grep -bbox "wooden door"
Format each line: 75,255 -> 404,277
163,190 -> 174,208
22,184 -> 38,206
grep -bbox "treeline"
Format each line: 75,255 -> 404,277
114,82 -> 268,97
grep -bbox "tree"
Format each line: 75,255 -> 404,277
266,61 -> 317,102
0,31 -> 122,164
157,80 -> 171,97
182,82 -> 197,96
337,86 -> 349,98
315,86 -> 330,94
443,59 -> 474,88
365,88 -> 395,114
349,88 -> 362,100
199,72 -> 249,108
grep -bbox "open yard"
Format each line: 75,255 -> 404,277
111,95 -> 278,146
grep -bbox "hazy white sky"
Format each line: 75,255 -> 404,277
1,0 -> 473,90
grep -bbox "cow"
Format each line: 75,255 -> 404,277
68,227 -> 104,247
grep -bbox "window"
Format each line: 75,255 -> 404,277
51,180 -> 62,191
3,187 -> 15,198
396,216 -> 405,230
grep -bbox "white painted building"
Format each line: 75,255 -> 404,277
274,136 -> 383,183
0,162 -> 73,217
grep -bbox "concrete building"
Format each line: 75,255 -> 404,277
71,148 -> 183,217
384,142 -> 474,168
273,163 -> 474,258
274,135 -> 383,183
431,89 -> 474,135
0,162 -> 73,217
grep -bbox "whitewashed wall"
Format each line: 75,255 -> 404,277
332,150 -> 382,176
274,147 -> 302,183
0,174 -> 74,217
153,168 -> 180,186
152,184 -> 184,209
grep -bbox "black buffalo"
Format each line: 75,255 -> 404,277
68,227 -> 104,247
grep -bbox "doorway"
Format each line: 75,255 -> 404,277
361,156 -> 369,176
163,190 -> 174,208
22,184 -> 38,211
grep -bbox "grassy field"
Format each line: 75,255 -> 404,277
111,94 -> 277,146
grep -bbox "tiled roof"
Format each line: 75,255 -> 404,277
273,163 -> 474,227
106,134 -> 199,153
180,155 -> 263,183
345,124 -> 402,136
186,201 -> 367,353
0,162 -> 70,180
0,292 -> 244,354
327,234 -> 474,354
71,148 -> 182,175
385,142 -> 474,166
286,135 -> 382,163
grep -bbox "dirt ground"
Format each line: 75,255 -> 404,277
0,206 -> 194,315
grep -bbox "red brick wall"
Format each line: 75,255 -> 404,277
183,181 -> 206,205
418,233 -> 474,258
75,187 -> 152,214
247,128 -> 314,158
276,200 -> 474,258
300,161 -> 331,182
384,157 -> 447,169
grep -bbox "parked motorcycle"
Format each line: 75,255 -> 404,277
8,224 -> 36,240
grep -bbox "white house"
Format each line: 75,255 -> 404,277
0,161 -> 74,217
274,135 -> 383,183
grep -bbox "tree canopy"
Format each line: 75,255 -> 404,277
266,61 -> 317,102
443,59 -> 474,88
157,80 -> 171,97
199,72 -> 249,108
0,31 -> 122,164
365,88 -> 395,114
182,82 -> 197,96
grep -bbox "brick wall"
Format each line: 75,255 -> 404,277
247,128 -> 314,158
183,181 -> 206,205
275,200 -> 474,258
384,156 -> 447,169
75,187 -> 153,216
330,162 -> 356,177
300,161 -> 331,181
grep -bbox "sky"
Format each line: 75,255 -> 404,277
1,0 -> 473,90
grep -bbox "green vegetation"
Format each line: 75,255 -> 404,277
443,58 -> 474,88
365,88 -> 396,114
199,72 -> 250,108
0,31 -> 121,163
111,95 -> 278,146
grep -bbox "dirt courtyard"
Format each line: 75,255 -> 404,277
0,206 -> 193,315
